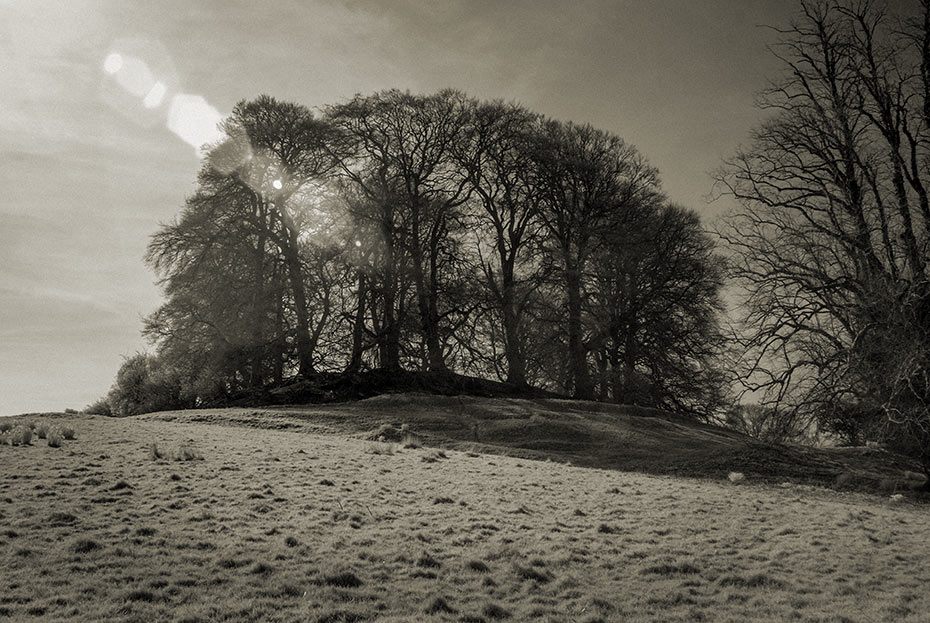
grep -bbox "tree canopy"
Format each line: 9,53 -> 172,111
105,90 -> 726,418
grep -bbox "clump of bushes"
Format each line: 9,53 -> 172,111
105,353 -> 192,416
8,425 -> 32,446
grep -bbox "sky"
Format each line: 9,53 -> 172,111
0,0 -> 795,416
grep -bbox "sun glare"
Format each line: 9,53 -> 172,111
103,52 -> 123,75
167,94 -> 225,156
272,179 -> 283,190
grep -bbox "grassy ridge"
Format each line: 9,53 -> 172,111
145,393 -> 926,493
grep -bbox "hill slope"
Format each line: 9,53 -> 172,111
143,393 -> 925,493
0,404 -> 928,622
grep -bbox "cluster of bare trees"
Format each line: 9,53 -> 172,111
717,0 -> 930,472
95,0 -> 930,477
113,90 -> 726,415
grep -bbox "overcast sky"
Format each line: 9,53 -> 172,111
0,0 -> 795,416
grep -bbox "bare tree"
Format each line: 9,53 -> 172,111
589,203 -> 727,415
326,90 -> 472,373
532,120 -> 660,399
218,96 -> 341,378
454,100 -> 544,386
716,0 -> 930,477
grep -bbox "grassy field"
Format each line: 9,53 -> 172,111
1,396 -> 928,622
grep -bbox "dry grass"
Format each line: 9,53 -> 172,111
0,407 -> 928,622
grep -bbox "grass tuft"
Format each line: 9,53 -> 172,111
719,573 -> 787,589
47,426 -> 64,447
316,611 -> 366,623
71,538 -> 101,554
324,572 -> 363,588
250,561 -> 275,575
365,441 -> 395,455
467,560 -> 491,573
401,433 -> 421,449
174,444 -> 202,461
416,553 -> 441,568
49,512 -> 77,525
482,603 -> 512,619
425,596 -> 457,614
514,564 -> 552,583
124,589 -> 156,602
642,562 -> 701,575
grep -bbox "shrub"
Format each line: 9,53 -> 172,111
35,422 -> 49,439
47,427 -> 64,448
107,353 -> 190,416
60,426 -> 75,440
10,425 -> 32,446
84,397 -> 112,416
0,421 -> 12,433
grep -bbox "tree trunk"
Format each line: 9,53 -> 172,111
249,211 -> 267,388
379,226 -> 402,372
565,261 -> 593,399
346,273 -> 367,374
501,286 -> 527,387
279,217 -> 315,378
498,252 -> 527,387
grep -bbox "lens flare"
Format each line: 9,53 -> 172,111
272,179 -> 283,190
103,53 -> 123,75
355,240 -> 362,247
167,93 -> 224,155
142,81 -> 166,109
